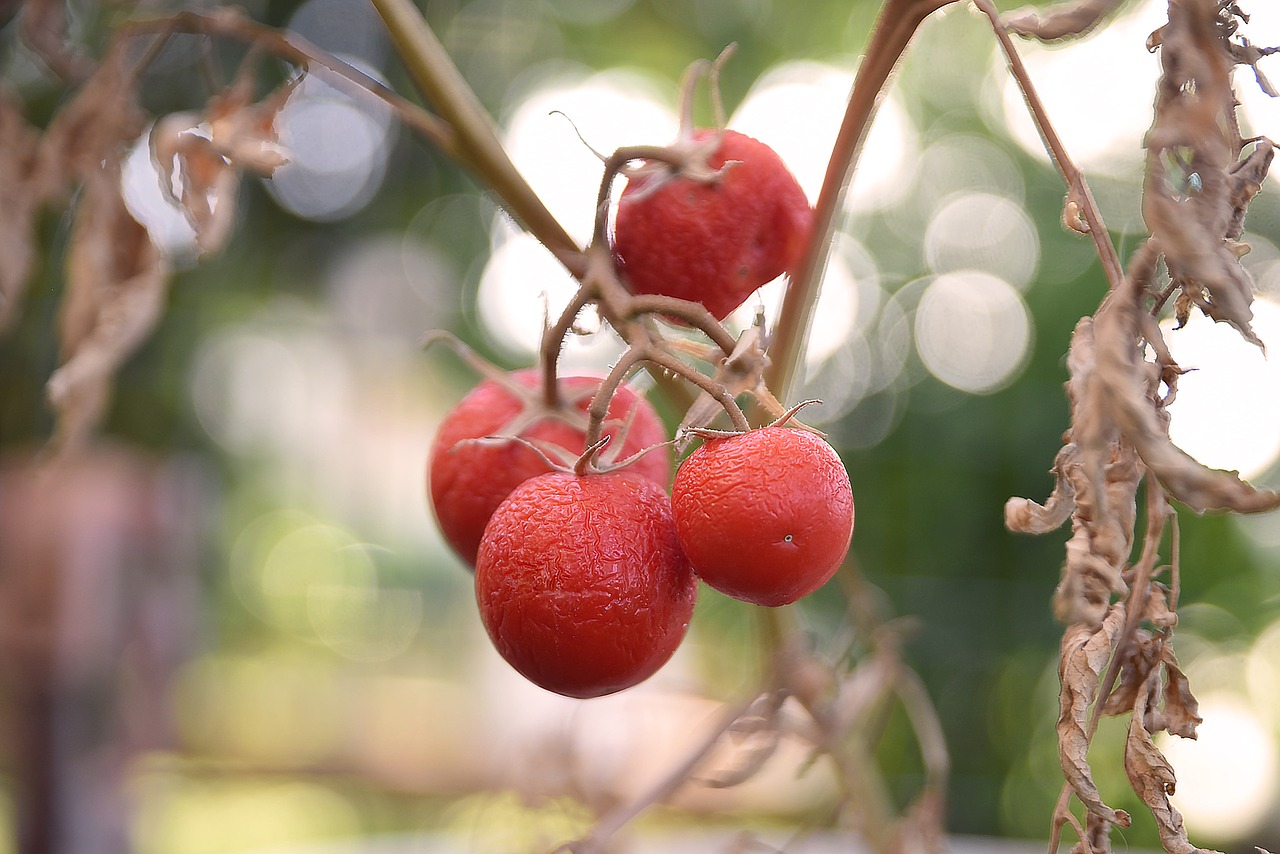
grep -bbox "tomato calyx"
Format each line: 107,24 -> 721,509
616,44 -> 739,201
426,329 -> 667,475
679,398 -> 826,444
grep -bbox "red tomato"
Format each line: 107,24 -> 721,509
428,371 -> 669,567
613,129 -> 813,321
671,427 -> 853,606
475,471 -> 697,698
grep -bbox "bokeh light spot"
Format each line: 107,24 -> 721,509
994,0 -> 1166,176
924,192 -> 1039,290
1160,694 -> 1278,841
915,271 -> 1031,394
268,65 -> 394,221
1161,297 -> 1280,480
731,60 -> 916,212
476,232 -> 624,369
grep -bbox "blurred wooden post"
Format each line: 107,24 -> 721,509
0,445 -> 204,854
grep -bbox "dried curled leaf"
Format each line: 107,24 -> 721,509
1058,605 -> 1131,828
1093,291 -> 1280,513
1003,0 -> 1127,41
1006,444 -> 1078,534
1160,646 -> 1202,739
1125,676 -> 1222,854
37,47 -> 145,193
48,167 -> 172,453
0,85 -> 42,331
1226,37 -> 1280,96
1143,0 -> 1272,347
150,75 -> 294,256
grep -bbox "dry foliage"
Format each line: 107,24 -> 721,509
1005,1 -> 1279,851
3,8 -> 295,454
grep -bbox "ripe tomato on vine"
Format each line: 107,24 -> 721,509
427,370 -> 669,567
475,471 -> 697,699
613,128 -> 813,321
672,426 -> 854,606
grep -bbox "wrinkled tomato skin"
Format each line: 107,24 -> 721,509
672,427 -> 854,607
428,371 -> 669,567
613,129 -> 812,321
475,472 -> 697,699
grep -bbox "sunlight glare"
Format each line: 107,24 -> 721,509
996,0 -> 1167,176
476,231 -> 624,370
915,271 -> 1031,393
924,192 -> 1039,290
1161,297 -> 1280,480
1160,694 -> 1278,841
502,68 -> 678,246
731,60 -> 916,212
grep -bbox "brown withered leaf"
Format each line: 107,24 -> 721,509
1125,677 -> 1222,854
1161,645 -> 1201,739
150,76 -> 294,257
19,0 -> 93,82
1143,0 -> 1269,347
37,45 -> 146,196
47,166 -> 172,453
1003,0 -> 1127,41
1225,140 -> 1274,241
1092,285 -> 1280,513
1006,443 -> 1078,534
205,74 -> 294,175
1058,604 -> 1132,828
150,113 -> 242,256
0,85 -> 42,331
1100,629 -> 1160,718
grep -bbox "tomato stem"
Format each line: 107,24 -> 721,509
766,0 -> 955,403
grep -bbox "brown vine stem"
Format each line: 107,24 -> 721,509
765,0 -> 955,401
117,10 -> 460,163
369,0 -> 587,279
972,0 -> 1125,292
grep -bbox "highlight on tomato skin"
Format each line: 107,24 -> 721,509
426,370 -> 669,568
671,426 -> 854,607
474,471 -> 697,699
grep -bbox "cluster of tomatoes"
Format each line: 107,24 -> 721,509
427,128 -> 855,699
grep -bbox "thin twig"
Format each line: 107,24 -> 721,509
118,10 -> 460,161
972,0 -> 1125,291
369,0 -> 586,278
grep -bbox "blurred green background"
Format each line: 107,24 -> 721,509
3,0 -> 1280,851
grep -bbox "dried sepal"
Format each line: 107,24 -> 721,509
1057,604 -> 1131,828
1003,0 -> 1127,41
47,167 -> 172,453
